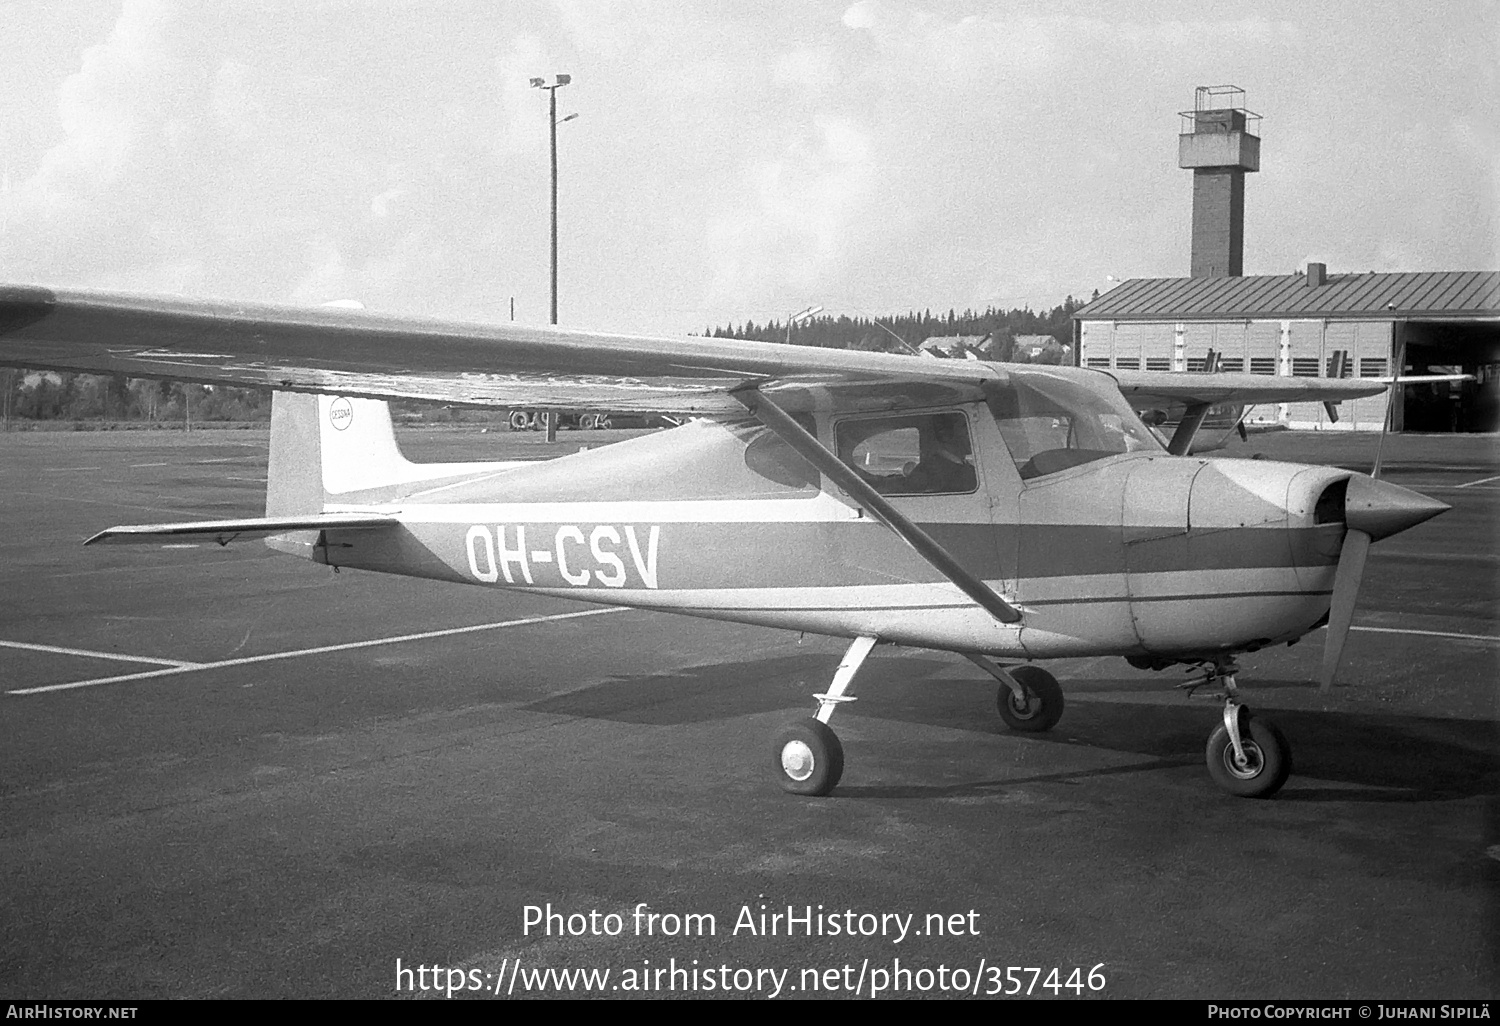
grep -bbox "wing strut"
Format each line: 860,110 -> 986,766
1166,402 -> 1212,456
733,387 -> 1022,625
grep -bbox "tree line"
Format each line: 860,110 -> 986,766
0,371 -> 270,424
708,296 -> 1091,355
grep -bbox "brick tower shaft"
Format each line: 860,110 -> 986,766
1178,86 -> 1261,278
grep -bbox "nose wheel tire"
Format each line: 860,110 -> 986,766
1205,717 -> 1291,798
773,718 -> 844,796
996,665 -> 1065,733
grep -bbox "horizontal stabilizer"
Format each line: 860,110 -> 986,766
84,512 -> 398,547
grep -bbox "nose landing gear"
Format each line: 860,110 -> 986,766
1182,659 -> 1292,798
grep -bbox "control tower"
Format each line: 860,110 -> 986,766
1178,85 -> 1261,277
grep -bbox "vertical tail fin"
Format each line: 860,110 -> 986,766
266,392 -> 323,518
265,392 -> 413,557
266,392 -> 415,514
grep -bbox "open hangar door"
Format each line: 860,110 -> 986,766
1397,320 -> 1500,433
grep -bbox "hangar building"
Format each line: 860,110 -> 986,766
1073,87 -> 1500,432
1076,269 -> 1500,431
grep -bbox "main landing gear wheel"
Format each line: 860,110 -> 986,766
996,665 -> 1065,733
1205,715 -> 1291,798
771,635 -> 874,797
773,718 -> 844,797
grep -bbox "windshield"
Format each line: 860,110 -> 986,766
988,370 -> 1162,480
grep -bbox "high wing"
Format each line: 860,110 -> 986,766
1106,368 -> 1386,408
0,285 -> 998,416
0,286 -> 1394,416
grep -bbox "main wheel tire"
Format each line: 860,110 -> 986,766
508,411 -> 530,431
579,413 -> 598,430
597,415 -> 613,430
996,665 -> 1065,732
1205,716 -> 1291,798
772,718 -> 843,796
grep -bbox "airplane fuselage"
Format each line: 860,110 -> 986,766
308,411 -> 1351,661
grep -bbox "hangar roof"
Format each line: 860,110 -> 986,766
1077,271 -> 1500,322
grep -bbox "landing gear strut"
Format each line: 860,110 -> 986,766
1182,659 -> 1291,798
772,635 -> 875,796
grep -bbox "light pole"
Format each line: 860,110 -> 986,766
530,74 -> 573,442
530,74 -> 573,326
785,305 -> 823,345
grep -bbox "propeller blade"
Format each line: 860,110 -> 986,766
1320,527 -> 1371,691
1372,333 -> 1407,480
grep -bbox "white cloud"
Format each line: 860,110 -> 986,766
705,118 -> 876,306
0,1 -> 1492,334
289,239 -> 350,304
369,186 -> 405,219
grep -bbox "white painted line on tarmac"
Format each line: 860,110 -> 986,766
6,606 -> 629,696
0,639 -> 202,668
1351,625 -> 1500,644
1453,474 -> 1500,489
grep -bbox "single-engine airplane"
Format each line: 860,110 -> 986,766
0,286 -> 1451,798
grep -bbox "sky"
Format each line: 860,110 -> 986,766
0,0 -> 1495,335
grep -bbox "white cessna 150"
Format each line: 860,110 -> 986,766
0,286 -> 1449,798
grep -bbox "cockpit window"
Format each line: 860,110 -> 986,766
835,412 -> 977,496
989,372 -> 1161,480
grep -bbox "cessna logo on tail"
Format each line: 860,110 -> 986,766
466,524 -> 661,589
328,397 -> 354,431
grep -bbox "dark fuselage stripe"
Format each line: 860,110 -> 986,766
666,590 -> 1331,614
381,519 -> 1338,592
